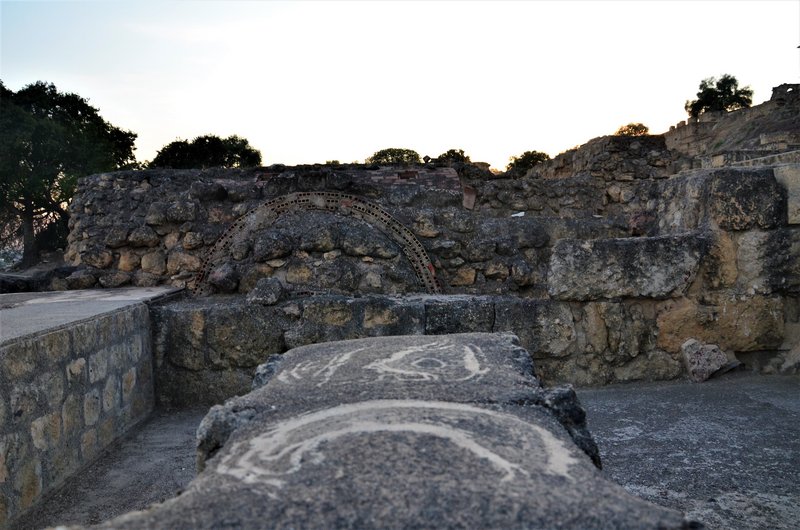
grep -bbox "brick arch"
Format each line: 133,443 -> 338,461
192,191 -> 441,295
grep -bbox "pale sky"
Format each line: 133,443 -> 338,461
2,0 -> 799,170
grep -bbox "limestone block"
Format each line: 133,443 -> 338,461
736,231 -> 771,294
708,169 -> 787,230
548,234 -> 707,301
88,351 -> 109,383
140,251 -> 166,275
99,271 -> 131,288
83,390 -> 101,426
14,460 -> 41,510
103,377 -> 120,412
772,164 -> 800,224
61,393 -> 81,436
206,307 -> 285,369
494,299 -> 576,358
703,231 -> 738,288
253,233 -> 293,262
80,429 -> 97,460
103,225 -> 131,248
81,246 -> 113,269
657,296 -> 784,353
127,225 -> 160,247
122,368 -> 137,405
117,251 -> 141,272
246,277 -> 285,306
449,266 -> 476,286
285,264 -> 313,285
95,333 -> 689,530
207,263 -> 239,294
681,339 -> 730,382
424,296 -> 494,335
182,231 -> 205,250
65,269 -> 97,290
166,201 -> 197,222
166,251 -> 201,274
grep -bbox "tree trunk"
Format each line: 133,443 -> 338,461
20,204 -> 39,267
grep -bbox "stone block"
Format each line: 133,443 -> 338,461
494,299 -> 575,358
166,251 -> 202,274
548,234 -> 708,300
424,296 -> 494,334
128,225 -> 160,247
88,350 -> 109,383
122,368 -> 137,405
141,251 -> 166,275
708,169 -> 787,230
773,163 -> 800,224
103,377 -> 120,412
84,390 -> 101,426
117,250 -> 141,272
80,429 -> 97,460
657,295 -> 784,353
681,339 -> 731,382
61,393 -> 82,436
14,460 -> 41,510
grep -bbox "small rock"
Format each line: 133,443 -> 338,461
681,339 -> 732,382
247,277 -> 285,306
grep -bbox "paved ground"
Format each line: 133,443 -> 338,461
9,372 -> 799,529
0,288 -> 180,342
580,372 -> 800,530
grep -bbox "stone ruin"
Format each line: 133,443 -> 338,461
1,84 -> 798,527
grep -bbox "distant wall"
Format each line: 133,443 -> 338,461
0,306 -> 154,526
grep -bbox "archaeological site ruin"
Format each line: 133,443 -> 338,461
1,83 -> 798,528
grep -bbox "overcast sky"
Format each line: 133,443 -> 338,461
2,0 -> 798,169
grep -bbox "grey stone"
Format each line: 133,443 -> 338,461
548,234 -> 708,300
128,226 -> 160,247
207,263 -> 239,294
246,277 -> 285,306
94,333 -> 689,530
708,169 -> 787,230
423,295 -> 495,334
681,339 -> 733,383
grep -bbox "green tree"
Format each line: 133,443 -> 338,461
0,81 -> 137,266
685,74 -> 753,118
436,149 -> 471,165
365,148 -> 421,166
615,123 -> 649,136
506,150 -> 550,175
149,134 -> 262,169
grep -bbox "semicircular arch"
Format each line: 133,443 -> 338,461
192,191 -> 441,295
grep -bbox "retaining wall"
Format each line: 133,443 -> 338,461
0,305 -> 154,526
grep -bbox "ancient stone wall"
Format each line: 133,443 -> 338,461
63,157 -> 799,394
0,306 -> 154,525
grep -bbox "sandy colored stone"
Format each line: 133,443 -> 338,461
66,358 -> 86,384
681,339 -> 730,382
286,264 -> 313,285
62,393 -> 82,436
450,266 -> 476,286
15,460 -> 41,510
84,390 -> 101,426
166,251 -> 202,274
657,296 -> 784,353
117,251 -> 141,272
484,262 -> 510,281
141,251 -> 167,275
81,429 -> 97,460
122,368 -> 137,404
89,351 -> 109,384
704,231 -> 737,289
103,377 -> 120,412
98,418 -> 116,448
30,413 -> 61,451
582,303 -> 609,354
164,232 -> 181,250
183,231 -> 205,250
363,307 -> 400,329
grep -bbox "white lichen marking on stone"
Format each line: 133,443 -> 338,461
216,400 -> 579,496
363,340 -> 489,382
312,347 -> 366,387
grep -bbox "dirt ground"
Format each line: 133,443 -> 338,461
10,372 -> 800,530
9,408 -> 207,530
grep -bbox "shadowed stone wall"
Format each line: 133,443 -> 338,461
0,306 -> 154,526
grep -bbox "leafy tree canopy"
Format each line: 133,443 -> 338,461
685,74 -> 753,118
0,80 -> 137,265
615,123 -> 649,136
436,148 -> 471,165
506,150 -> 550,174
149,134 -> 262,169
365,148 -> 421,166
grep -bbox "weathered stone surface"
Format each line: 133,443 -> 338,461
681,339 -> 732,382
548,234 -> 708,300
773,163 -> 800,224
494,299 -> 576,358
246,277 -> 285,306
94,333 -> 689,530
708,169 -> 787,230
127,226 -> 160,247
207,263 -> 239,294
80,247 -> 113,269
657,296 -> 784,353
424,296 -> 495,334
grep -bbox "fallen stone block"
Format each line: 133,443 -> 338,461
681,339 -> 736,382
